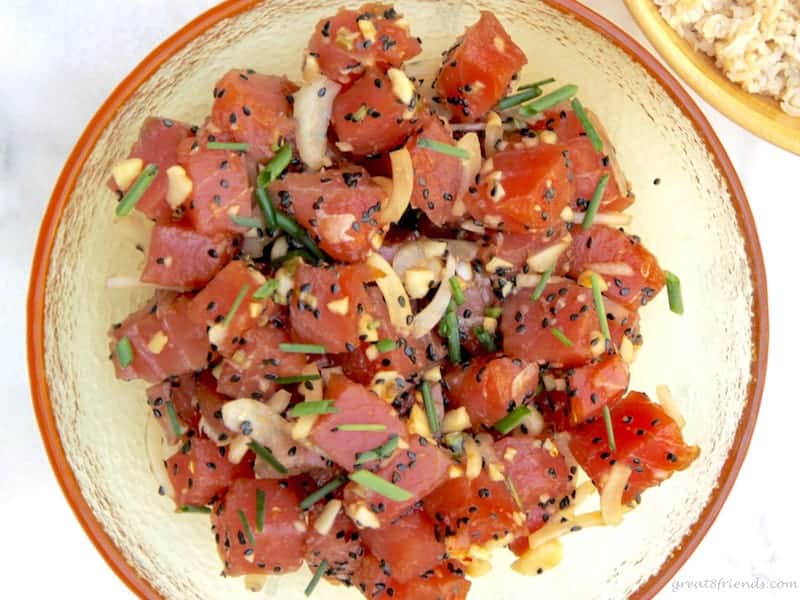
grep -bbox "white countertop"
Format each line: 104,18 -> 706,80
0,1 -> 797,598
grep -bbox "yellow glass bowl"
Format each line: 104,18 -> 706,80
625,0 -> 800,155
28,1 -> 768,599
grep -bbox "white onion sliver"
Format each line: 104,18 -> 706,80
526,239 -> 571,272
570,211 -> 632,227
366,252 -> 412,334
144,415 -> 177,499
411,254 -> 455,338
380,148 -> 413,225
294,75 -> 341,171
392,241 -> 429,280
456,132 -> 482,201
600,463 -> 632,525
656,384 -> 686,428
585,261 -> 635,277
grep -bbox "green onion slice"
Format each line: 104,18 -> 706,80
335,423 -> 387,432
207,141 -> 250,151
275,212 -> 326,262
116,336 -> 134,368
230,214 -> 262,228
247,440 -> 288,474
355,434 -> 400,465
484,306 -> 503,318
473,326 -> 496,353
449,276 -> 465,305
300,477 -> 346,510
518,77 -> 556,91
519,84 -> 578,116
115,163 -> 158,217
375,338 -> 397,353
591,273 -> 612,341
349,470 -> 413,502
550,327 -> 574,347
279,343 -> 327,354
305,559 -> 328,597
581,173 -> 610,229
258,143 -> 293,188
179,505 -> 211,514
416,137 -> 470,159
237,509 -> 256,545
165,401 -> 185,437
274,374 -> 322,385
421,381 -> 440,434
664,271 -> 684,315
571,97 -> 603,153
288,400 -> 337,418
497,87 -> 542,111
445,301 -> 461,364
255,489 -> 266,532
494,405 -> 532,434
222,284 -> 250,328
530,266 -> 554,301
255,186 -> 278,233
252,279 -> 278,300
603,405 -> 617,452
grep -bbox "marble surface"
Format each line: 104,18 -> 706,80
0,0 -> 797,598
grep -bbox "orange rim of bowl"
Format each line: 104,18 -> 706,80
27,1 -> 768,599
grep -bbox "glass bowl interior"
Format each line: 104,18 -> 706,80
36,1 -> 762,599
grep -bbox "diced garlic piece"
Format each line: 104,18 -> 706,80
327,296 -> 350,315
441,407 -> 471,434
313,499 -> 342,535
147,331 -> 168,354
166,165 -> 192,209
111,157 -> 144,190
387,67 -> 415,105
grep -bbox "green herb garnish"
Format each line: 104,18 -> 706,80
591,273 -> 611,341
497,87 -> 543,111
355,434 -> 400,465
449,276 -> 465,305
484,306 -> 503,318
247,440 -> 288,474
255,489 -> 266,532
349,470 -> 413,502
279,343 -> 327,354
519,84 -> 578,116
530,266 -> 554,301
300,477 -> 346,510
255,186 -> 278,233
581,173 -> 610,229
473,326 -> 496,353
207,141 -> 250,152
230,214 -> 262,228
550,327 -> 574,347
335,424 -> 387,432
445,300 -> 461,363
665,271 -> 684,315
421,381 -> 440,434
258,143 -> 292,188
222,284 -> 250,328
305,560 -> 328,597
165,401 -> 185,438
416,137 -> 470,159
115,163 -> 158,217
571,97 -> 603,153
116,336 -> 134,368
237,509 -> 256,545
603,405 -> 617,452
494,405 -> 532,434
375,338 -> 397,353
274,374 -> 322,385
518,77 -> 556,91
179,505 -> 211,514
288,400 -> 337,418
252,279 -> 278,300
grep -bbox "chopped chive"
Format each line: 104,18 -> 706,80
444,431 -> 465,456
445,300 -> 461,364
300,477 -> 346,510
255,186 -> 278,233
603,405 -> 617,452
279,343 -> 327,354
664,271 -> 684,315
258,143 -> 293,188
550,327 -> 574,347
591,273 -> 611,340
570,97 -> 603,153
519,84 -> 578,116
305,559 -> 328,597
581,173 -> 610,229
449,276 -> 465,305
207,141 -> 250,151
275,211 -> 326,262
221,284 -> 250,328
416,137 -> 470,159
518,77 -> 556,90
288,400 -> 338,418
179,505 -> 211,513
164,401 -> 185,437
255,489 -> 266,532
421,381 -> 440,434
272,248 -> 316,267
252,279 -> 278,300
336,423 -> 387,432
355,434 -> 400,465
505,475 -> 524,511
274,374 -> 322,385
349,470 -> 413,502
247,440 -> 288,474
230,214 -> 262,228
473,326 -> 496,353
375,338 -> 397,353
115,163 -> 158,217
116,336 -> 134,368
237,509 -> 256,545
530,266 -> 554,301
494,405 -> 532,434
497,87 -> 543,111
484,306 -> 503,318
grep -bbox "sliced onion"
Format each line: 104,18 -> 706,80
446,239 -> 478,262
600,463 -> 632,525
656,384 -> 686,428
411,253 -> 455,338
144,415 -> 178,499
484,111 -> 503,157
366,252 -> 412,334
526,238 -> 572,272
528,510 -> 605,550
511,538 -> 563,576
570,211 -> 632,227
294,75 -> 341,171
585,261 -> 635,277
379,148 -> 413,226
456,132 -> 482,201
